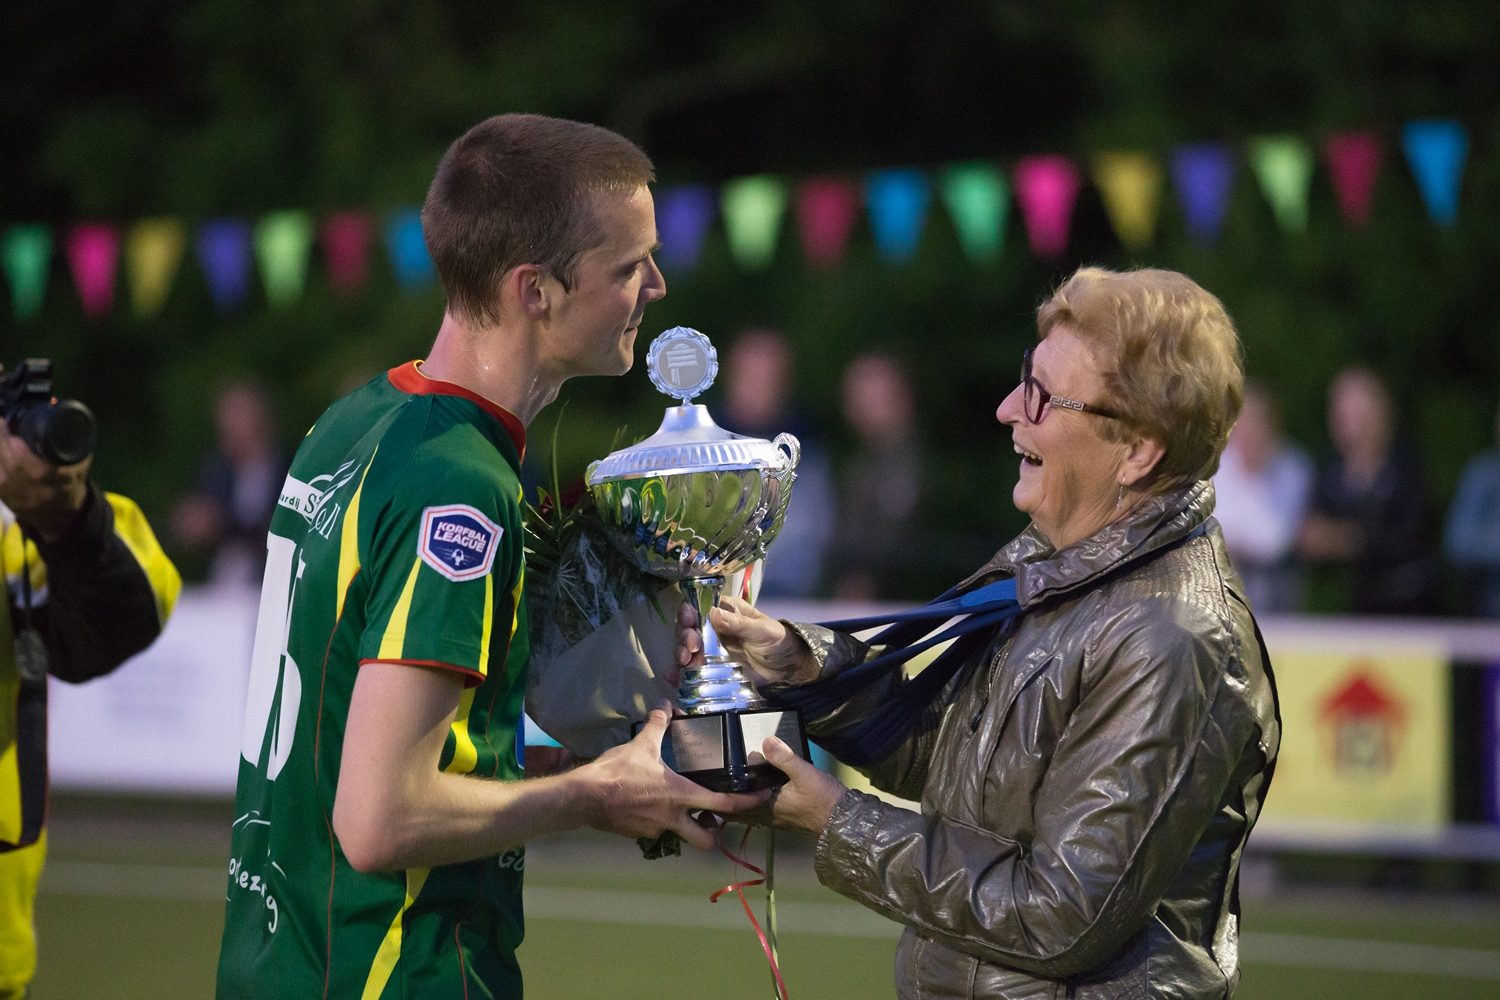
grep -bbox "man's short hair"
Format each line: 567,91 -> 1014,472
421,114 -> 656,326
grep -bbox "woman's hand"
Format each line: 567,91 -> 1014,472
674,595 -> 819,686
728,737 -> 846,835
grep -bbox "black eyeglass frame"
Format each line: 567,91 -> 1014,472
1020,347 -> 1124,423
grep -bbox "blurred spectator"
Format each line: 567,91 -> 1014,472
830,352 -> 924,601
1212,379 -> 1313,613
170,379 -> 291,588
1443,399 -> 1500,618
717,327 -> 835,598
1299,366 -> 1439,615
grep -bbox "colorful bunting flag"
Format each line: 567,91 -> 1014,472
939,163 -> 1008,264
656,185 -> 716,272
1249,135 -> 1315,233
1013,155 -> 1080,258
319,211 -> 374,298
795,178 -> 861,269
865,169 -> 931,263
384,209 -> 435,288
125,218 -> 186,318
0,114 -> 1482,318
1401,119 -> 1468,227
255,210 -> 314,307
1,225 -> 53,321
1322,131 -> 1383,229
66,223 -> 120,318
720,176 -> 787,271
1171,143 -> 1236,245
1092,151 -> 1163,250
196,218 -> 254,314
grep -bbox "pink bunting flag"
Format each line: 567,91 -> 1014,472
320,211 -> 375,298
1322,131 -> 1383,229
66,223 -> 120,318
795,178 -> 861,269
1013,155 -> 1081,258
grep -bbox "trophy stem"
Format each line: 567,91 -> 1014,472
685,577 -> 727,662
678,577 -> 765,716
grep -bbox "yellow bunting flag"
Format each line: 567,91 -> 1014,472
720,176 -> 788,271
125,218 -> 186,318
1091,151 -> 1163,250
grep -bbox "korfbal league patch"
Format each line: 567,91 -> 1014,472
418,505 -> 502,582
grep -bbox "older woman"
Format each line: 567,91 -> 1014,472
678,267 -> 1281,998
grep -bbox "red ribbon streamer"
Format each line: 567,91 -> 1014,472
710,829 -> 789,1000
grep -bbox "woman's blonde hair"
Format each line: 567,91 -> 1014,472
1037,267 -> 1244,490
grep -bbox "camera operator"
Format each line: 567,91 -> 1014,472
0,365 -> 181,998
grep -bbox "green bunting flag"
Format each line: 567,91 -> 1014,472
255,210 -> 315,307
721,176 -> 788,270
2,225 -> 53,321
939,163 -> 1008,263
1249,135 -> 1316,233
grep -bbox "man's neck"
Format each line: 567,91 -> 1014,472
420,312 -> 561,425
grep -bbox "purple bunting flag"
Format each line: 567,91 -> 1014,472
1170,143 -> 1236,245
656,185 -> 716,272
195,218 -> 254,313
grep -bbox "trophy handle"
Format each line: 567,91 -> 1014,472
772,432 -> 800,470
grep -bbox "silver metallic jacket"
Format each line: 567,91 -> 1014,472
779,482 -> 1280,999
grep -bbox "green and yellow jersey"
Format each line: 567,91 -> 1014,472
216,362 -> 531,1000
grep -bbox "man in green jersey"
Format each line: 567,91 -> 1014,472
216,114 -> 765,999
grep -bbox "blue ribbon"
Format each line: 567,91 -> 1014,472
776,522 -> 1211,766
767,578 -> 1022,765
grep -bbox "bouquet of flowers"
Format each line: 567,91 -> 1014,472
522,437 -> 680,760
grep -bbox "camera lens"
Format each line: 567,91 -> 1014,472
16,399 -> 96,465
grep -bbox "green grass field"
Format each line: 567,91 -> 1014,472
32,795 -> 1500,999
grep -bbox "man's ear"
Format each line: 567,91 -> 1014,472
504,263 -> 552,320
1119,434 -> 1166,488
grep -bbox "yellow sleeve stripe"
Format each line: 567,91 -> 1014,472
360,867 -> 430,1000
375,559 -> 423,660
477,571 -> 494,677
444,686 -> 479,775
104,493 -> 182,625
335,459 -> 376,622
439,573 -> 494,774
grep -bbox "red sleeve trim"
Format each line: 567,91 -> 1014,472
387,361 -> 527,458
358,657 -> 486,689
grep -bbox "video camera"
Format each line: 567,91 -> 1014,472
0,359 -> 97,465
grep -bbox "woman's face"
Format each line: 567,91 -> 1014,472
996,325 -> 1131,549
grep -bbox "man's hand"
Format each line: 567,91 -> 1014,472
580,705 -> 770,851
0,418 -> 90,541
674,596 -> 818,686
734,737 -> 847,835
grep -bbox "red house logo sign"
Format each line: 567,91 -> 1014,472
1318,667 -> 1407,775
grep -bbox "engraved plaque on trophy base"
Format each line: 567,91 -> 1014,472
636,708 -> 811,793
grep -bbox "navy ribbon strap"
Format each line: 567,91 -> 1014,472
766,578 -> 1023,766
770,521 -> 1212,767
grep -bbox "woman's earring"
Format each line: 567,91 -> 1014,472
1116,484 -> 1126,509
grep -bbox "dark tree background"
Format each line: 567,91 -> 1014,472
3,0 -> 1498,602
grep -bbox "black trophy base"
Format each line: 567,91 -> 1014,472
636,707 -> 810,793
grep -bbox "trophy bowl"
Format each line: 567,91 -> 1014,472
586,328 -> 811,792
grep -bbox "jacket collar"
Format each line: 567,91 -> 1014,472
959,480 -> 1216,608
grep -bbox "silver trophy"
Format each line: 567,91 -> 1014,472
586,327 -> 810,792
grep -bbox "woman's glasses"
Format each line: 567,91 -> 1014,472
1021,347 -> 1123,424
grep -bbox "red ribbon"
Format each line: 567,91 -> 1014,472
710,827 -> 789,1000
